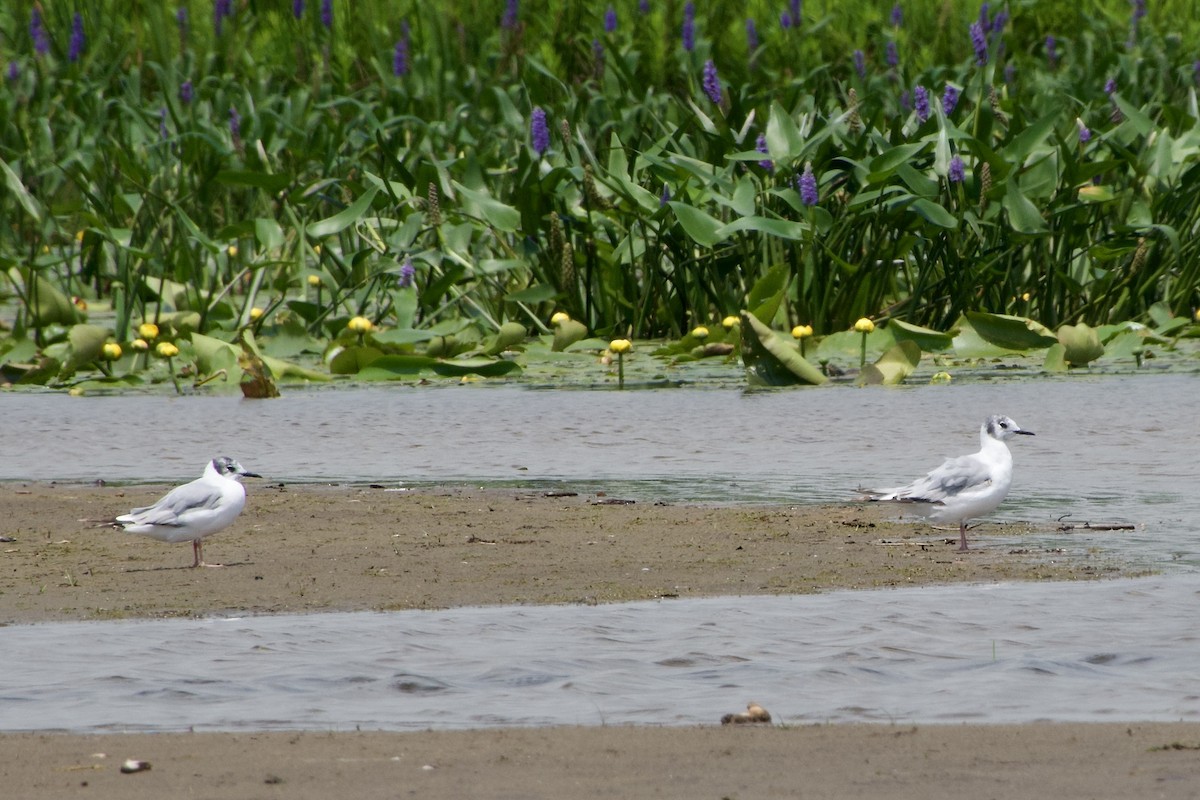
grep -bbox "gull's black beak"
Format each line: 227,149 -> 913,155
241,471 -> 263,478
1015,430 -> 1035,436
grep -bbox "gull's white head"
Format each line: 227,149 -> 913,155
983,414 -> 1035,442
210,456 -> 262,480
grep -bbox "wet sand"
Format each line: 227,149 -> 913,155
4,482 -> 1179,799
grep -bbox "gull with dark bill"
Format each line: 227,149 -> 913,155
115,457 -> 261,567
859,415 -> 1034,551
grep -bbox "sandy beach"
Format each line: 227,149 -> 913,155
4,482 -> 1190,799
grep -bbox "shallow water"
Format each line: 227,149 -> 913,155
4,576 -> 1200,733
4,373 -> 1199,567
3,373 -> 1199,733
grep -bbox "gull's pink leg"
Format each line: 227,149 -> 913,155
958,521 -> 970,552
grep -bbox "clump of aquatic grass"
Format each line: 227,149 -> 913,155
2,1 -> 1200,392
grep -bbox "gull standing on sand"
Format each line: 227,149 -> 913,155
859,415 -> 1034,551
115,457 -> 261,567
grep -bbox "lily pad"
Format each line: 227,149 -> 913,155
858,340 -> 921,385
483,322 -> 527,355
739,311 -> 827,386
61,324 -> 111,377
964,311 -> 1057,351
1056,322 -> 1105,367
551,319 -> 589,352
886,319 -> 954,352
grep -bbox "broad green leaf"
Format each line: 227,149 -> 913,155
356,355 -> 438,379
505,284 -> 558,304
965,311 -> 1057,350
867,143 -> 928,180
1003,180 -> 1048,234
255,218 -> 285,251
1056,323 -> 1104,367
1001,112 -> 1057,164
1043,342 -> 1068,372
552,319 -> 589,352
306,185 -> 380,239
746,265 -> 789,326
0,157 -> 42,221
766,101 -> 804,159
740,311 -> 827,386
452,181 -> 521,232
329,345 -> 384,375
431,358 -> 522,378
1110,93 -> 1155,137
62,324 -> 111,376
190,333 -> 243,387
483,322 -> 527,355
715,216 -> 810,240
908,198 -> 958,229
12,268 -> 83,325
888,319 -> 955,351
858,340 -> 921,385
669,202 -> 724,247
373,328 -> 436,346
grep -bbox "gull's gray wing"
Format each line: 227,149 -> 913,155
121,479 -> 223,527
895,453 -> 992,503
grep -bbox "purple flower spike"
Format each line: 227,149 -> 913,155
702,59 -> 721,105
639,0 -> 650,15
180,80 -> 194,104
914,85 -> 930,122
1194,59 -> 1200,86
948,156 -> 965,184
502,0 -> 519,31
68,13 -> 86,63
746,19 -> 758,53
604,5 -> 617,33
970,21 -> 988,66
780,11 -> 792,30
1105,76 -> 1118,95
798,162 -> 819,206
6,61 -> 19,82
1077,119 -> 1092,144
942,84 -> 959,115
30,9 -> 49,56
1045,35 -> 1057,68
177,8 -> 189,41
214,0 -> 233,37
682,3 -> 695,52
159,108 -> 169,140
978,3 -> 990,29
886,41 -> 899,69
660,184 -> 671,207
230,106 -> 241,141
293,0 -> 305,19
531,107 -> 550,156
756,133 -> 773,172
890,3 -> 903,28
398,257 -> 416,289
393,23 -> 410,77
320,0 -> 332,29
853,50 -> 866,79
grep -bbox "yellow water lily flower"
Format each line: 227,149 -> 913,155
609,338 -> 632,354
721,315 -> 739,330
249,307 -> 264,320
853,318 -> 875,334
156,342 -> 179,358
691,326 -> 709,340
101,342 -> 122,361
130,338 -> 149,352
931,371 -> 952,384
791,325 -> 813,339
307,274 -> 322,287
138,323 -> 160,340
227,245 -> 239,257
347,316 -> 374,334
551,311 -> 570,325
